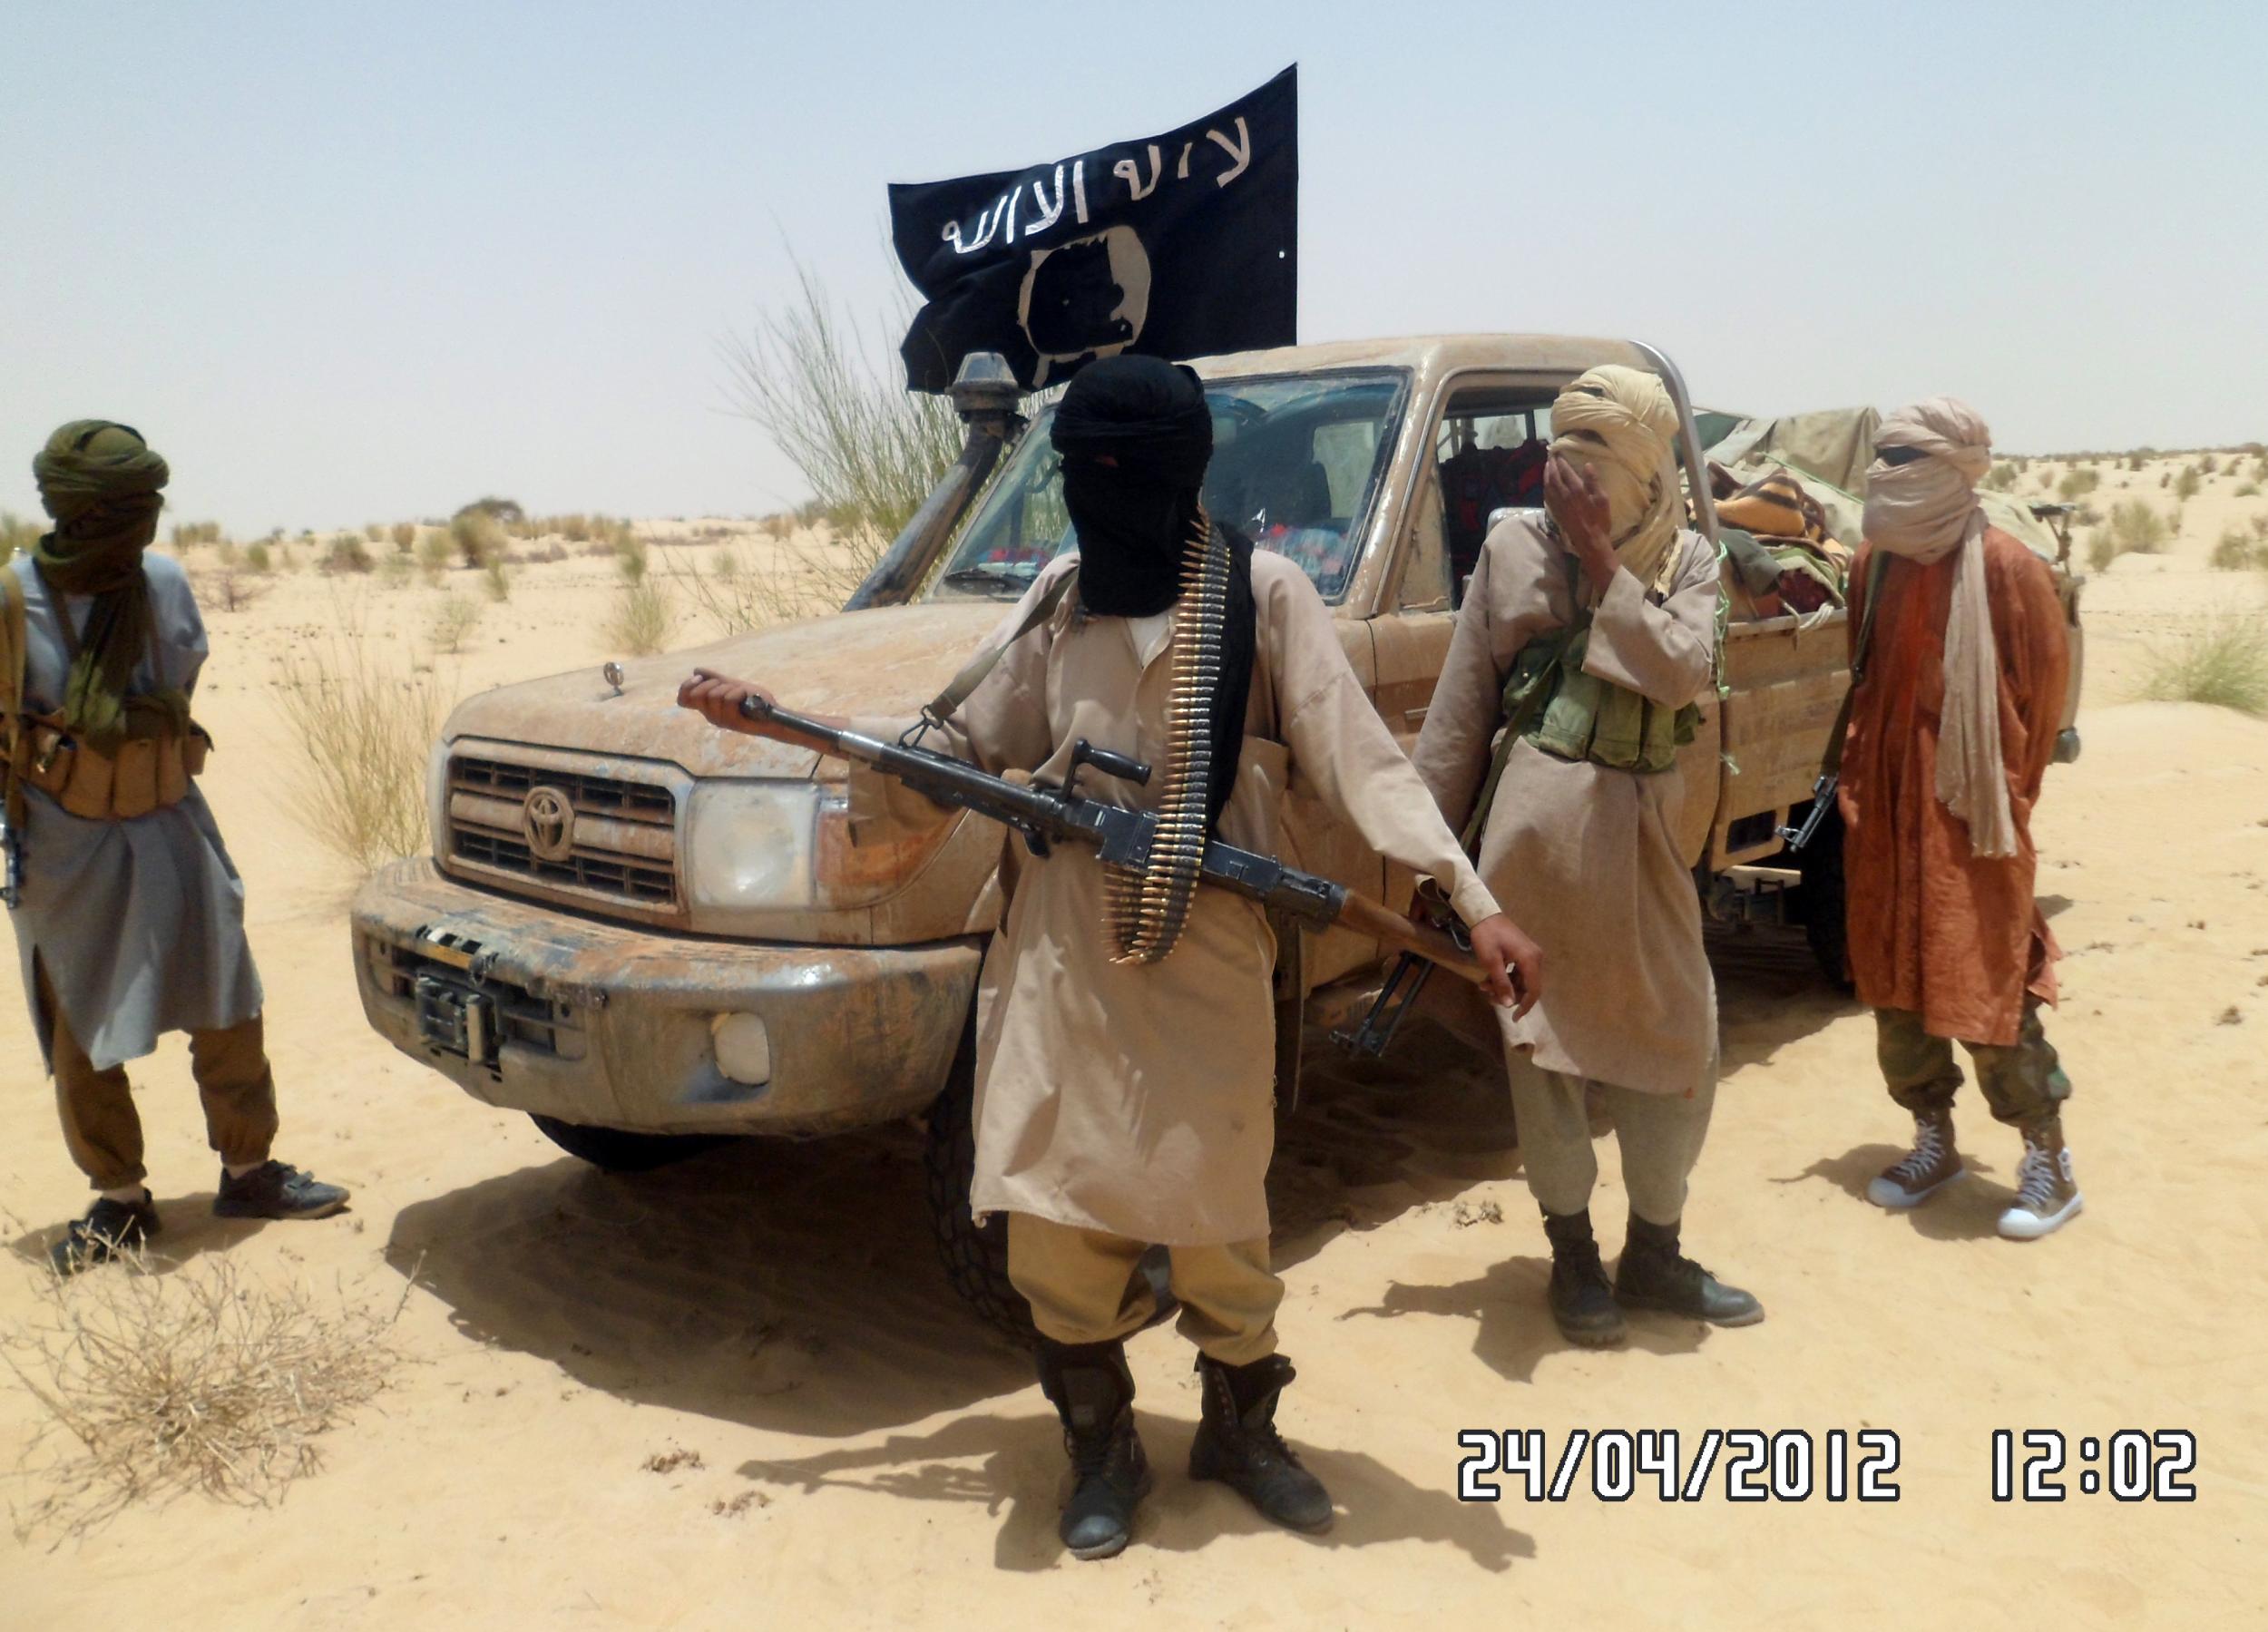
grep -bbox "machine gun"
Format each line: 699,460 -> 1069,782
737,695 -> 1498,987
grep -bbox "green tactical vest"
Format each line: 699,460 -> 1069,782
1457,559 -> 1700,853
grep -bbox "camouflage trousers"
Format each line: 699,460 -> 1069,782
1874,1001 -> 2072,1132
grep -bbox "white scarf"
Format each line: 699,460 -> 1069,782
1862,397 -> 2016,859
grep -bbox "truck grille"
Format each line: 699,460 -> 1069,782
445,755 -> 679,911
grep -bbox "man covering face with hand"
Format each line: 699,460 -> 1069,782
1413,365 -> 1763,1350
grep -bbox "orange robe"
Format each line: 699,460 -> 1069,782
1838,527 -> 2070,1047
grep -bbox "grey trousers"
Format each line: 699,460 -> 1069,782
1507,1051 -> 1716,1226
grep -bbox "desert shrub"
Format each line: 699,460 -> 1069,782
2210,529 -> 2262,571
1982,461 -> 2019,492
719,259 -> 962,578
450,509 -> 503,569
2199,454 -> 2218,476
0,1245 -> 406,1537
2237,482 -> 2262,498
2126,453 -> 2146,472
2175,466 -> 2202,501
272,627 -> 452,868
431,592 -> 483,655
2104,499 -> 2171,554
758,512 -> 794,542
414,530 -> 452,585
481,552 -> 512,602
524,541 -> 569,564
243,542 -> 274,574
2138,621 -> 2268,716
376,552 -> 412,590
194,564 -> 271,613
322,534 -> 374,575
168,520 -> 223,551
670,546 -> 805,634
603,578 -> 676,656
614,530 -> 649,582
2056,468 -> 2100,501
390,522 -> 416,552
455,495 -> 524,525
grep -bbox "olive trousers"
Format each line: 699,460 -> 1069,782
1875,1000 -> 2071,1131
36,960 -> 277,1192
1006,1212 -> 1281,1365
1507,1051 -> 1717,1226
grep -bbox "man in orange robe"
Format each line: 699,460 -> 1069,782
1838,397 -> 2081,1240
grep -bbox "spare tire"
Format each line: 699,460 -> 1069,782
528,1115 -> 719,1173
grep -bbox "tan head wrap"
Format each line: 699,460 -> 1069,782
1862,397 -> 2015,858
1549,365 -> 1682,593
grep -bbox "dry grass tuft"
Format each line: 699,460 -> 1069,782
390,521 -> 417,553
2,1245 -> 410,1541
451,510 -> 505,570
481,552 -> 513,602
430,593 -> 483,656
603,577 -> 676,656
415,530 -> 452,586
2138,620 -> 2268,716
272,623 -> 452,869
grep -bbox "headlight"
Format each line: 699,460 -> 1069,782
685,782 -> 825,911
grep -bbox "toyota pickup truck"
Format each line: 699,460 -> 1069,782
348,335 -> 2082,1332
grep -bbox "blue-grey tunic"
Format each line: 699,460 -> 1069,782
7,552 -> 262,1072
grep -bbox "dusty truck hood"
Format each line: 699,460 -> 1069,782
440,599 -> 1006,778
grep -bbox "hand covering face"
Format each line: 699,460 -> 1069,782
1862,397 -> 2016,859
1051,355 -> 1254,833
1549,365 -> 1683,594
28,420 -> 186,753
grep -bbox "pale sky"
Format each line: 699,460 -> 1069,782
4,0 -> 2260,536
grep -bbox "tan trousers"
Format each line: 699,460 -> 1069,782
1006,1212 -> 1282,1365
36,960 -> 278,1192
1507,1051 -> 1716,1226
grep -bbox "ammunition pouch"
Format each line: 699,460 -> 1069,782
8,714 -> 211,822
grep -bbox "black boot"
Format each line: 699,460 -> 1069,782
1613,1214 -> 1764,1326
1541,1208 -> 1627,1347
1034,1339 -> 1151,1560
1188,1353 -> 1334,1533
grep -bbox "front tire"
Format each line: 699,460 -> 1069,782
528,1115 -> 719,1173
921,1019 -> 1037,1344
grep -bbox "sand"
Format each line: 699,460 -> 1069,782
3,472 -> 2265,1629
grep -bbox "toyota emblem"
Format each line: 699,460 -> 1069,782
522,786 -> 576,863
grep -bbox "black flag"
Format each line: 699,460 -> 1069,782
889,66 -> 1297,393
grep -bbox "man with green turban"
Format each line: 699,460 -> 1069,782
5,421 -> 347,1273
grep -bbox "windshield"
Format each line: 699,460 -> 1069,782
933,369 -> 1408,605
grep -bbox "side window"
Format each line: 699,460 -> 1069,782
1428,386 -> 1558,606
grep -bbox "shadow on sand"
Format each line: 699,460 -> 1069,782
6,1193 -> 278,1274
1774,1141 -> 2015,1242
733,1408 -> 1536,1573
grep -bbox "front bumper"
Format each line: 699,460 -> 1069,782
350,858 -> 982,1137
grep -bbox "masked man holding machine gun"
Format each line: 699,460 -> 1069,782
681,356 -> 1540,1560
1413,366 -> 1761,1349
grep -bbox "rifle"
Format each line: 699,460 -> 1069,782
737,695 -> 1497,986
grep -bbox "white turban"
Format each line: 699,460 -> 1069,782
1862,396 -> 2015,859
1550,365 -> 1683,593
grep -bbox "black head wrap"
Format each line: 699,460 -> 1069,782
1051,356 -> 1256,833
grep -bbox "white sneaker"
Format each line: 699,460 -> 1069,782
1998,1129 -> 2083,1240
1867,1111 -> 1963,1210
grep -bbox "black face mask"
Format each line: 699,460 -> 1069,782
1061,461 -> 1198,618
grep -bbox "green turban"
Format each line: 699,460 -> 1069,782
26,420 -> 185,753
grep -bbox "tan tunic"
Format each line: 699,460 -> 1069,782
1413,517 -> 1719,1096
859,550 -> 1501,1246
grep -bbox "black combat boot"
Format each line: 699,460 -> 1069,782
1034,1339 -> 1150,1560
1541,1207 -> 1627,1347
1188,1353 -> 1334,1533
1613,1214 -> 1764,1326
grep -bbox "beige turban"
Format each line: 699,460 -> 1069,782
1550,365 -> 1682,593
1862,396 -> 2015,859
